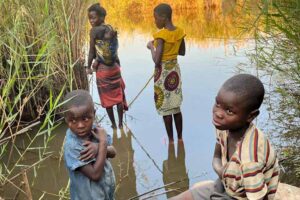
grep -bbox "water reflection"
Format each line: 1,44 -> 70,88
0,124 -> 69,200
101,0 -> 255,45
162,141 -> 189,198
111,128 -> 138,199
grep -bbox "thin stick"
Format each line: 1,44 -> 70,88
129,172 -> 208,200
3,154 -> 52,185
141,188 -> 180,200
128,74 -> 154,108
13,181 -> 24,200
22,170 -> 33,200
123,122 -> 163,174
5,178 -> 27,196
0,121 -> 41,145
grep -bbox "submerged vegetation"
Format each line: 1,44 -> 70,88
0,0 -> 92,198
245,0 -> 300,186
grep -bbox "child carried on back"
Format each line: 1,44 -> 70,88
93,24 -> 118,69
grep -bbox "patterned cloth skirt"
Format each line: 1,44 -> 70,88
96,63 -> 128,110
154,59 -> 182,116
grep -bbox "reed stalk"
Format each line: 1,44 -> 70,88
0,0 -> 94,198
242,0 -> 300,186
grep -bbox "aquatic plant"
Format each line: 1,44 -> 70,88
0,0 -> 93,198
245,0 -> 300,186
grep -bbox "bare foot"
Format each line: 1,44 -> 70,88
111,124 -> 117,129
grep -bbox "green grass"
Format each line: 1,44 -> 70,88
0,0 -> 93,198
244,0 -> 300,186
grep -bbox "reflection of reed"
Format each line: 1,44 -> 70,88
162,141 -> 189,198
111,129 -> 138,200
101,0 -> 255,46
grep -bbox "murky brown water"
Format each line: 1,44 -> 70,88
2,1 -> 282,199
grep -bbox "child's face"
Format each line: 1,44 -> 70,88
65,104 -> 95,138
88,11 -> 102,27
212,87 -> 252,131
154,12 -> 165,29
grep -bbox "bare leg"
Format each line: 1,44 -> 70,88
117,103 -> 124,128
174,112 -> 183,140
163,115 -> 174,143
106,107 -> 117,129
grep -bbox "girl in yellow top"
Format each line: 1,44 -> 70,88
147,3 -> 186,143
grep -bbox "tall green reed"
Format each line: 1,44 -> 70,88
0,0 -> 93,198
242,0 -> 300,186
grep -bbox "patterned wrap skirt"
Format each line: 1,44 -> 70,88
96,63 -> 128,110
154,59 -> 182,116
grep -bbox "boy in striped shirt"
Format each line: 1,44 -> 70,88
172,74 -> 279,200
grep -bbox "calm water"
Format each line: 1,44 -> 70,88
2,1 -> 274,199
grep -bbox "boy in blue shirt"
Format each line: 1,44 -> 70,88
63,89 -> 116,200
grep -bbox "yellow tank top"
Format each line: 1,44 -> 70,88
153,27 -> 186,61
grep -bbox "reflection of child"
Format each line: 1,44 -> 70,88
63,90 -> 116,199
147,3 -> 186,143
172,74 -> 280,200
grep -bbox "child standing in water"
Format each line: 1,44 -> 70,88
87,3 -> 127,129
147,3 -> 186,143
63,90 -> 116,200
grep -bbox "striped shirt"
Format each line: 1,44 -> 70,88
216,123 -> 280,200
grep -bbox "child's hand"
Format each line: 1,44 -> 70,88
86,67 -> 93,75
92,60 -> 98,71
92,126 -> 107,143
147,40 -> 154,50
80,141 -> 98,161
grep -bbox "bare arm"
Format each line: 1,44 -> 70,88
148,39 -> 164,68
178,39 -> 186,56
88,29 -> 96,69
80,142 -> 116,161
78,127 -> 107,181
212,143 -> 224,179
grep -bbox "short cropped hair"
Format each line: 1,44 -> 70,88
222,74 -> 265,111
154,3 -> 172,20
88,3 -> 106,17
63,89 -> 93,114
